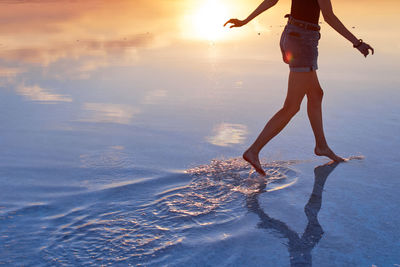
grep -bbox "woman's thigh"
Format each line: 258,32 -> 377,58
283,71 -> 316,107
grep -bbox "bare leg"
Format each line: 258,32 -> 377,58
306,71 -> 344,162
243,71 -> 312,175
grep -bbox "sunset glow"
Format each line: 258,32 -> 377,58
189,0 -> 230,41
0,1 -> 399,266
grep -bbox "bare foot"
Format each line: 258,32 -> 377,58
314,146 -> 345,162
243,149 -> 266,176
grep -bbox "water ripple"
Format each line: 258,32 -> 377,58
0,157 -> 299,266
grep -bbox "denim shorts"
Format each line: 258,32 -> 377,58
279,18 -> 321,72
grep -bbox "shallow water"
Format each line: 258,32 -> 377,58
1,156 -> 399,266
1,0 -> 400,266
0,158 -> 296,264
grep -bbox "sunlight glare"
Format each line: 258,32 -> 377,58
192,0 -> 229,41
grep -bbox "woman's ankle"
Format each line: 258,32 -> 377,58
315,142 -> 329,150
244,146 -> 260,156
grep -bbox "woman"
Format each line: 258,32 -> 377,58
224,0 -> 374,176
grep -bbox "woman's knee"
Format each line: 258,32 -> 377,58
316,87 -> 324,100
308,86 -> 324,103
281,103 -> 301,116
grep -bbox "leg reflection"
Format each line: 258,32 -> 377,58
246,162 -> 339,266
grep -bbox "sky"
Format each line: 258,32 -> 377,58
0,0 -> 398,125
0,0 -> 397,108
0,0 -> 398,168
1,0 -> 398,73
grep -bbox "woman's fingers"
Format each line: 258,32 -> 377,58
357,43 -> 374,57
362,45 -> 368,57
365,48 -> 369,57
224,18 -> 237,27
224,18 -> 243,28
368,45 -> 374,55
224,19 -> 233,27
364,44 -> 374,57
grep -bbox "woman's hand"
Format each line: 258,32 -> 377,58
355,41 -> 374,58
224,18 -> 246,28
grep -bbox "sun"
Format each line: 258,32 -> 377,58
191,0 -> 229,41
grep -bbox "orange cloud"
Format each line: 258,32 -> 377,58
79,102 -> 140,124
0,0 -> 180,68
0,33 -> 154,65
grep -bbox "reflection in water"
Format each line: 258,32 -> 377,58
1,33 -> 153,66
206,123 -> 248,147
0,158 -> 352,266
79,145 -> 134,169
79,102 -> 140,124
16,84 -> 72,103
0,0 -> 158,66
234,80 -> 243,89
246,162 -> 339,266
0,67 -> 23,78
142,89 -> 167,105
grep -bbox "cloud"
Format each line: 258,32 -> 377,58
79,102 -> 140,124
0,0 -> 180,73
0,67 -> 24,77
206,123 -> 248,147
0,33 -> 154,66
142,89 -> 167,105
16,84 -> 73,103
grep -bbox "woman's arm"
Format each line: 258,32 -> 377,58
224,0 -> 279,28
318,0 -> 374,57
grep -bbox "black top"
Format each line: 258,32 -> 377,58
290,0 -> 321,24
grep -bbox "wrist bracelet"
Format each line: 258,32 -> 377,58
353,39 -> 363,48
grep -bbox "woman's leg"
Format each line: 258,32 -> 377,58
243,71 -> 312,175
306,71 -> 344,162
